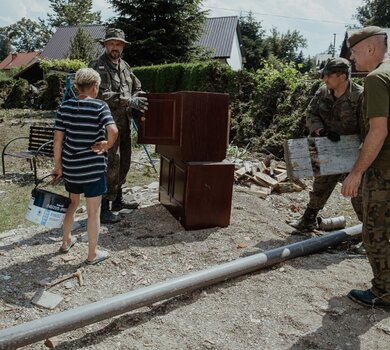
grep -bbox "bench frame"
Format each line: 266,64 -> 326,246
1,126 -> 55,184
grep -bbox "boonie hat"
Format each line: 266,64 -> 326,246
321,57 -> 351,77
347,26 -> 387,48
99,28 -> 130,46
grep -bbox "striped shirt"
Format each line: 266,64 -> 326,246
54,98 -> 116,184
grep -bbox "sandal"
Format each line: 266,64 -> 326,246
59,236 -> 77,253
85,250 -> 110,265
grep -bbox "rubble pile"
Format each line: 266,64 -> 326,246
231,157 -> 305,198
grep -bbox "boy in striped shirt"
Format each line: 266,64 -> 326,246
53,68 -> 118,265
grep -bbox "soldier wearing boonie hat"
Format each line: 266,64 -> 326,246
341,26 -> 390,311
90,28 -> 148,223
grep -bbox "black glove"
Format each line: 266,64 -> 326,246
319,128 -> 340,142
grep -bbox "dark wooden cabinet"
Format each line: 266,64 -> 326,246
159,156 -> 234,230
138,91 -> 234,230
139,91 -> 229,162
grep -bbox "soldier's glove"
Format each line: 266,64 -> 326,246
319,128 -> 341,142
128,96 -> 149,112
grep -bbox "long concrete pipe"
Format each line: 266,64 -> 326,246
0,224 -> 362,349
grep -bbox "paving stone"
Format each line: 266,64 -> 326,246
31,289 -> 63,309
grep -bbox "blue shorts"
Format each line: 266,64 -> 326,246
65,175 -> 107,198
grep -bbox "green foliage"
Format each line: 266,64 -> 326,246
108,0 -> 208,66
41,73 -> 66,110
354,0 -> 390,26
3,79 -> 32,109
239,12 -> 266,70
47,0 -> 102,27
2,17 -> 51,51
133,61 -> 235,93
40,58 -> 87,73
239,13 -> 309,72
0,71 -> 12,82
68,26 -> 97,63
0,32 -> 11,61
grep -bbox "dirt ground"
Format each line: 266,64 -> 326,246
1,117 -> 390,350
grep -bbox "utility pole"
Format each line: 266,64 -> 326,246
333,33 -> 336,57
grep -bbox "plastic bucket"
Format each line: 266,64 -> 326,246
25,176 -> 70,229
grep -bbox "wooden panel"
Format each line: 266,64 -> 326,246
156,91 -> 229,162
180,92 -> 229,161
171,162 -> 186,206
284,138 -> 313,179
159,155 -> 171,193
183,162 -> 234,229
284,135 -> 361,179
137,93 -> 181,145
314,135 -> 361,176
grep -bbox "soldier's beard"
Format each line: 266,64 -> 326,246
108,50 -> 121,61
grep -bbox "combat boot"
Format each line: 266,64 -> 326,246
111,190 -> 139,211
289,208 -> 319,232
100,199 -> 120,224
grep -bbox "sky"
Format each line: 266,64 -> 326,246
0,0 -> 364,57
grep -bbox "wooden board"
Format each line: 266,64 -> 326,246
283,138 -> 313,179
284,134 -> 361,179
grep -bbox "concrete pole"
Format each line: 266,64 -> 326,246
0,224 -> 362,349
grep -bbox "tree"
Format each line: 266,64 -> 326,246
0,31 -> 12,60
239,12 -> 267,70
47,0 -> 102,28
68,26 -> 97,62
265,28 -> 307,63
107,0 -> 208,66
3,18 -> 51,52
354,0 -> 390,27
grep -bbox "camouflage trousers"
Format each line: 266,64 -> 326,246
308,174 -> 363,221
362,168 -> 390,301
104,108 -> 132,201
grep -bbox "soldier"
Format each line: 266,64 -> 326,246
342,26 -> 390,310
289,57 -> 363,232
90,28 -> 148,224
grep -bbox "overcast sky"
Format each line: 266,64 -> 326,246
0,0 -> 364,57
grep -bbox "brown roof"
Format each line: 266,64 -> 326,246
0,52 -> 40,70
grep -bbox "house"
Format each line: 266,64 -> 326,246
196,16 -> 246,70
0,52 -> 40,72
340,27 -> 390,75
40,17 -> 245,70
40,24 -> 105,59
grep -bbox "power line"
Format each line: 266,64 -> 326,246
203,5 -> 351,25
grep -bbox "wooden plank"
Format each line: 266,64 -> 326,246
314,135 -> 361,176
253,172 -> 279,188
283,138 -> 313,179
284,134 -> 361,179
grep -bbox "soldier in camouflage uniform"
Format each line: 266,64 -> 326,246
342,26 -> 390,310
289,57 -> 364,232
90,28 -> 148,223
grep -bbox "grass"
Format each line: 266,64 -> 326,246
0,112 -> 159,233
0,165 -> 158,233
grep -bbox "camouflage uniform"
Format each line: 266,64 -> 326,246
363,168 -> 390,301
89,53 -> 142,201
306,82 -> 364,221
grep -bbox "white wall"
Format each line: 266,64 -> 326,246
227,30 -> 243,71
